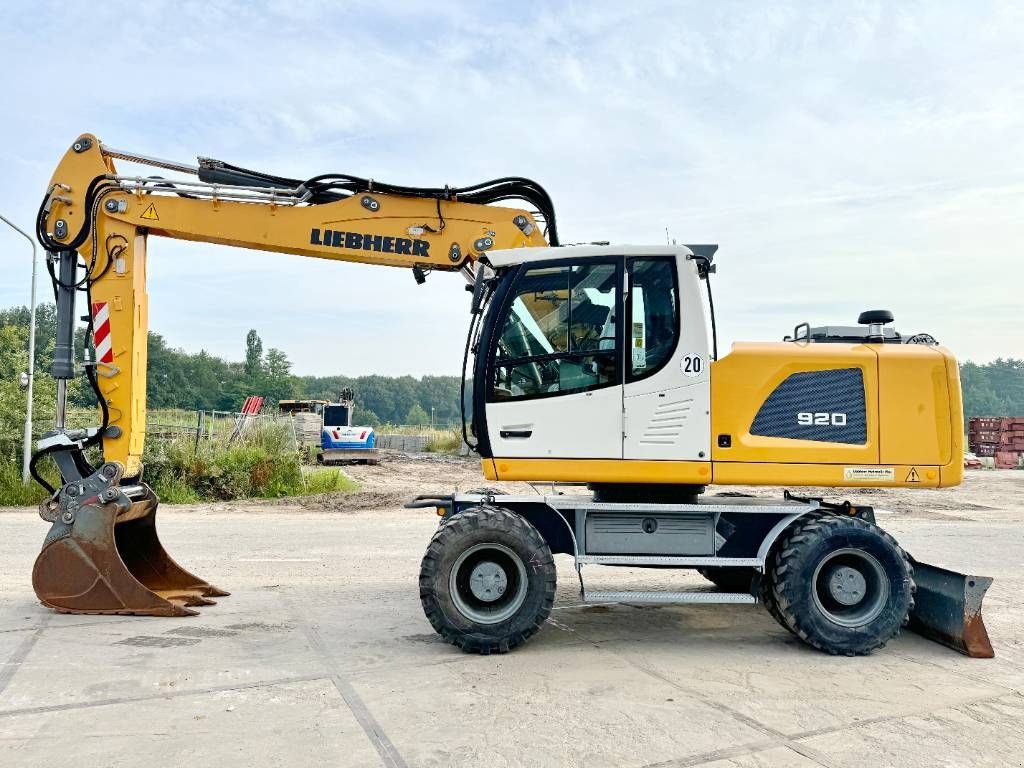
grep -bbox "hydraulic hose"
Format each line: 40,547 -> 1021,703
197,162 -> 560,245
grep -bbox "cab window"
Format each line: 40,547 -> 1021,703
490,261 -> 619,401
627,257 -> 678,382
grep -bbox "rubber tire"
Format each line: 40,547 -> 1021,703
757,556 -> 792,631
420,506 -> 556,654
770,513 -> 914,656
698,566 -> 756,593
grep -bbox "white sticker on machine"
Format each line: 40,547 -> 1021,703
843,467 -> 895,482
680,353 -> 704,378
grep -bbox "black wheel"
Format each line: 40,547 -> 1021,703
757,557 -> 791,631
420,506 -> 556,654
698,566 -> 756,593
770,513 -> 914,656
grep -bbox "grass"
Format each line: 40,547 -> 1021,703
424,427 -> 463,453
303,465 -> 359,494
0,460 -> 55,506
381,422 -> 460,435
0,420 -> 358,507
143,421 -> 358,501
373,423 -> 465,454
0,405 -> 467,505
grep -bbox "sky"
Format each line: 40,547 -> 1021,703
0,1 -> 1021,376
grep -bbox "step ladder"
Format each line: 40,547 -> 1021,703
582,590 -> 757,605
577,554 -> 761,605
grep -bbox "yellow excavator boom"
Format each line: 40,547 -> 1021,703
30,134 -> 550,617
40,134 -> 548,474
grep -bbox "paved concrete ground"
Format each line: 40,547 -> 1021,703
1,474 -> 1023,767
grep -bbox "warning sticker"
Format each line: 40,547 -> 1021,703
906,467 -> 921,483
844,467 -> 895,482
140,204 -> 159,221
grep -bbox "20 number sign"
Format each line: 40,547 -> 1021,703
680,353 -> 703,378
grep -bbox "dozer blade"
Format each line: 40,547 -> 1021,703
33,483 -> 228,617
908,557 -> 994,658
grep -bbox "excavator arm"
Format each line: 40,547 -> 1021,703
30,134 -> 551,616
37,134 -> 551,476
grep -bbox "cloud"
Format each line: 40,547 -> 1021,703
0,0 -> 1021,374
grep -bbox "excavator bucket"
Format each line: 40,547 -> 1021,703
32,476 -> 227,616
908,557 -> 994,658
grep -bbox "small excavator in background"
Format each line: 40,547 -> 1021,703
279,392 -> 379,463
28,134 -> 993,658
318,389 -> 379,465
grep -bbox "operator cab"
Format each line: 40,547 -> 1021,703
470,245 -> 714,472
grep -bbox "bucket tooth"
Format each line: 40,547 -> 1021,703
908,558 -> 994,658
167,592 -> 218,607
32,484 -> 226,618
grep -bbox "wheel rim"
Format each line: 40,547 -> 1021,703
449,542 -> 529,625
811,548 -> 889,628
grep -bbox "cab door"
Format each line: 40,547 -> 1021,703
485,257 -> 624,459
622,255 -> 711,461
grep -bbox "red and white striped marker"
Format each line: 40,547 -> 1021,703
92,302 -> 114,364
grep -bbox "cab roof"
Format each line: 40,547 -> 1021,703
483,243 -> 717,268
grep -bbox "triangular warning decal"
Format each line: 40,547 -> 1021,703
906,467 -> 921,483
140,204 -> 159,221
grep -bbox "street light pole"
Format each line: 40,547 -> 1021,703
0,214 -> 39,485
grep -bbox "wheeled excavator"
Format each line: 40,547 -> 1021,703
29,134 -> 994,658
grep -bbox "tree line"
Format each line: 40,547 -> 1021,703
0,304 -> 465,434
960,359 -> 1024,421
1,304 -> 1021,446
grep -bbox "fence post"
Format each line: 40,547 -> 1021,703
193,410 -> 204,454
